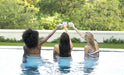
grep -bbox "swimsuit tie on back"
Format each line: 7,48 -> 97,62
88,45 -> 100,57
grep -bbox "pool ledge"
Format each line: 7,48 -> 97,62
0,46 -> 124,52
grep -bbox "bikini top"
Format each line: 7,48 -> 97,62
88,45 -> 100,57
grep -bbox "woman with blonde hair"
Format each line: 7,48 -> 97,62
69,23 -> 99,57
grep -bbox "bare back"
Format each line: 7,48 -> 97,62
23,42 -> 42,57
84,41 -> 99,57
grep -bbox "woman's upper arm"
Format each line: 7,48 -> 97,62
74,27 -> 85,39
23,45 -> 28,53
95,42 -> 99,51
53,45 -> 57,53
70,40 -> 73,51
39,37 -> 49,45
53,45 -> 59,55
84,46 -> 89,57
39,27 -> 58,44
23,46 -> 25,53
81,34 -> 85,39
95,42 -> 99,56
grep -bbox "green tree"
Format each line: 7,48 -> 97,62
0,0 -> 124,30
0,0 -> 38,29
71,0 -> 123,30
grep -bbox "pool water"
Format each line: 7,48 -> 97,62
0,47 -> 124,75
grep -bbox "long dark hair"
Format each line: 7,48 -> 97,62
22,28 -> 39,49
59,32 -> 70,57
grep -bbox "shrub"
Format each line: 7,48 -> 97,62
118,39 -> 124,43
103,36 -> 124,44
0,36 -> 23,42
39,37 -> 44,40
0,36 -> 6,42
18,39 -> 23,42
103,39 -> 108,43
71,37 -> 81,43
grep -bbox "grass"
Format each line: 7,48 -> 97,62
0,42 -> 124,49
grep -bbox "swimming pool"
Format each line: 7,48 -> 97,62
0,46 -> 124,75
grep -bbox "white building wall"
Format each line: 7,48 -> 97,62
0,29 -> 124,43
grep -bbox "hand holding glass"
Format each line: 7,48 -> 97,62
63,22 -> 67,26
59,24 -> 63,29
68,22 -> 74,27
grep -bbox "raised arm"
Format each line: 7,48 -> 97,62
69,23 -> 85,39
63,23 -> 73,50
40,25 -> 62,44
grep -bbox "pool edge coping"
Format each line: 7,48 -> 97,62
0,46 -> 124,52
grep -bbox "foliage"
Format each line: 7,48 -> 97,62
72,0 -> 123,30
71,37 -> 81,43
0,36 -> 6,42
103,36 -> 124,44
0,36 -> 23,42
0,0 -> 124,31
36,0 -> 85,16
38,13 -> 63,29
35,0 -> 124,30
0,0 -> 39,29
39,37 -> 44,40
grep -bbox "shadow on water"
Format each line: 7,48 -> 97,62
83,57 -> 99,74
21,67 -> 40,75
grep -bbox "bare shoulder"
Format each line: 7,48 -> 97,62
94,41 -> 98,45
23,45 -> 27,50
94,41 -> 99,50
53,44 -> 59,55
54,44 -> 59,52
84,45 -> 89,51
54,44 -> 59,48
23,45 -> 27,53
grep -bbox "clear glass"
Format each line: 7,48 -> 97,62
68,22 -> 74,27
63,22 -> 67,25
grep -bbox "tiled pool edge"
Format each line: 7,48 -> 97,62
0,46 -> 124,52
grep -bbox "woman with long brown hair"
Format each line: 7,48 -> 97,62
53,23 -> 73,57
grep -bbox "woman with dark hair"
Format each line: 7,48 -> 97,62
21,25 -> 61,67
22,26 -> 61,57
53,23 -> 73,57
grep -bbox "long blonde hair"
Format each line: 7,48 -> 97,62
85,32 -> 96,50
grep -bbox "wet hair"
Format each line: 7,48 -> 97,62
22,28 -> 39,49
59,32 -> 70,57
85,32 -> 96,50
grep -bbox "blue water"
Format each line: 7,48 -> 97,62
0,47 -> 124,75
